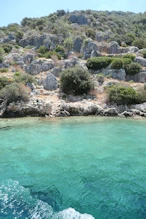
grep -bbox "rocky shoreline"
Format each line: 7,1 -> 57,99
1,98 -> 146,118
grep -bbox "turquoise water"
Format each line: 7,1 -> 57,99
0,117 -> 146,219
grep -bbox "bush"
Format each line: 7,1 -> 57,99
37,46 -> 48,55
110,58 -> 123,69
0,82 -> 29,104
132,39 -> 146,49
0,68 -> 8,73
0,77 -> 13,90
141,50 -> 146,58
107,85 -> 141,105
0,48 -> 4,57
123,54 -> 136,61
14,73 -> 36,85
86,29 -> 96,39
125,63 -> 142,75
44,51 -> 61,60
1,43 -> 13,53
55,45 -> 65,57
60,67 -> 93,95
0,56 -> 3,63
63,38 -> 73,51
86,57 -> 113,70
123,58 -> 132,68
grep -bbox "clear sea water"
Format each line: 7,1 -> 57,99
0,116 -> 146,219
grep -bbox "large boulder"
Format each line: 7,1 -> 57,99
103,69 -> 126,81
134,57 -> 146,67
73,36 -> 83,53
81,39 -> 99,59
108,41 -> 120,54
25,59 -> 54,75
43,73 -> 58,90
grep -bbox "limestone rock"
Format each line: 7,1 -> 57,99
134,57 -> 146,67
103,108 -> 118,116
25,59 -> 54,75
43,73 -> 58,90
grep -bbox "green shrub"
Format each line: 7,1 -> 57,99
1,43 -> 13,53
107,85 -> 141,105
14,73 -> 36,85
0,48 -> 4,56
141,50 -> 146,58
125,63 -> 142,75
63,38 -> 73,51
86,29 -> 96,39
44,51 -> 61,60
60,67 -> 93,95
110,58 -> 123,69
55,45 -> 65,57
0,77 -> 13,90
123,58 -> 132,69
123,54 -> 136,61
86,57 -> 113,70
0,82 -> 29,104
0,56 -> 3,63
37,46 -> 48,55
132,39 -> 146,49
0,68 -> 8,73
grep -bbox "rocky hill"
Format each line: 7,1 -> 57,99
0,10 -> 146,118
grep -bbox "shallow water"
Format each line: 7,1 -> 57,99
0,117 -> 146,218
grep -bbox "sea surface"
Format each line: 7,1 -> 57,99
0,116 -> 146,219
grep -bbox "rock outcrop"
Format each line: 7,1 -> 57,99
43,73 -> 58,90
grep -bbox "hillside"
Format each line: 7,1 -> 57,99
0,10 -> 146,118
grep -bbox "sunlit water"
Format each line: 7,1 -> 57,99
0,117 -> 146,219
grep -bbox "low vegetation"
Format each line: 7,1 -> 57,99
86,57 -> 113,70
60,67 -> 93,95
107,85 -> 145,105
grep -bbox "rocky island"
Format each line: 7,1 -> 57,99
1,10 -> 146,118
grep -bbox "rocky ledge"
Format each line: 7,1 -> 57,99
1,98 -> 146,118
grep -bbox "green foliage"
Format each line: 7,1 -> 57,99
86,57 -> 113,70
85,29 -> 95,39
0,56 -> 3,63
63,38 -> 73,51
124,34 -> 135,46
55,45 -> 65,55
0,68 -> 8,73
60,67 -> 93,95
0,43 -> 13,53
0,82 -> 29,104
110,58 -> 123,69
125,62 -> 142,75
132,39 -> 146,49
14,73 -> 36,85
0,48 -> 4,56
107,85 -> 142,105
122,58 -> 132,69
0,77 -> 13,90
37,46 -> 48,55
44,51 -> 61,60
122,54 -> 136,61
141,50 -> 146,58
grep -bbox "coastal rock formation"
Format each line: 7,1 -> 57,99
1,99 -> 52,117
